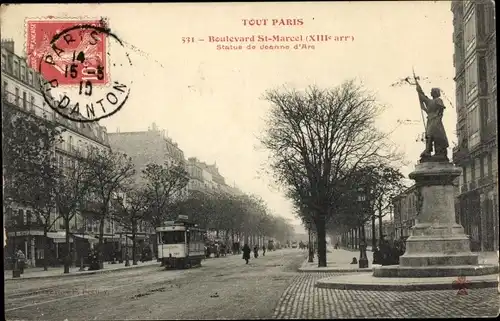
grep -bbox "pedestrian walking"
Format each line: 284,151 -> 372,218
262,244 -> 266,256
253,245 -> 259,258
242,244 -> 251,264
17,250 -> 26,274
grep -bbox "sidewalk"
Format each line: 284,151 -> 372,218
299,247 -> 498,273
4,260 -> 159,281
298,247 -> 375,273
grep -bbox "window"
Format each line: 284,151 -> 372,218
28,71 -> 33,85
26,210 -> 32,226
161,231 -> 185,244
2,81 -> 7,97
463,167 -> 468,184
480,156 -> 485,178
456,83 -> 465,109
489,91 -> 497,123
487,153 -> 493,176
471,159 -> 476,181
20,65 -> 26,82
36,249 -> 44,259
1,54 -> 5,70
22,91 -> 27,109
19,209 -> 26,225
30,95 -> 35,111
15,87 -> 19,106
13,60 -> 19,77
467,103 -> 480,148
464,11 -> 476,50
69,136 -> 73,150
87,218 -> 93,232
465,58 -> 478,97
492,153 -> 498,176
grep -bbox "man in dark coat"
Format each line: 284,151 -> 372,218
242,244 -> 251,264
262,244 -> 266,256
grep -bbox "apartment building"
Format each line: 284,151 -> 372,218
2,39 -> 112,267
451,1 -> 498,251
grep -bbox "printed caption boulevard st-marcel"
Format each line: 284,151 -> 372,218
181,17 -> 355,51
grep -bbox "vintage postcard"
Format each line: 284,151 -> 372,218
1,1 -> 498,320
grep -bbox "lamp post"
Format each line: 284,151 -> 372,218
125,232 -> 130,267
79,216 -> 86,271
357,188 -> 369,269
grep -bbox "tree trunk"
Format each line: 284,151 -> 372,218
371,214 -> 376,248
132,221 -> 137,265
43,226 -> 48,271
64,219 -> 71,274
378,213 -> 383,242
98,216 -> 105,269
315,215 -> 327,268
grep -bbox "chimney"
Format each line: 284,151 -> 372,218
1,39 -> 14,52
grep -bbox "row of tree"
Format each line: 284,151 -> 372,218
3,103 -> 294,272
260,80 -> 407,267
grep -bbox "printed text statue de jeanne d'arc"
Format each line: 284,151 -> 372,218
414,77 -> 449,163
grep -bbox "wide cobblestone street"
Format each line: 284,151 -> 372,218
272,272 -> 500,319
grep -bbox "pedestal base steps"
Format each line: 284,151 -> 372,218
373,264 -> 499,277
315,272 -> 499,291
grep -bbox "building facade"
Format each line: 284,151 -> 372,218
451,1 -> 498,251
108,123 -> 187,197
392,185 -> 418,240
2,39 -> 114,267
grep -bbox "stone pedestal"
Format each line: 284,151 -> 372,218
374,161 -> 497,278
400,161 -> 477,267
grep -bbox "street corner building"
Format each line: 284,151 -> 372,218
450,1 -> 498,252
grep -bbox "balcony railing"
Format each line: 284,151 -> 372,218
478,175 -> 494,187
2,90 -> 109,147
2,90 -> 55,122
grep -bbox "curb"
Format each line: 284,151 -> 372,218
4,262 -> 159,282
315,278 -> 499,291
299,267 -> 373,273
298,258 -> 374,273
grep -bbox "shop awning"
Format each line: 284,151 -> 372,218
47,232 -> 73,243
72,234 -> 98,243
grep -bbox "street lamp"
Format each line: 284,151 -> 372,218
357,188 -> 369,269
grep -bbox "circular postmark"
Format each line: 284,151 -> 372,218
38,22 -> 132,123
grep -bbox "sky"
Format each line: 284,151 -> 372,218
1,2 -> 456,234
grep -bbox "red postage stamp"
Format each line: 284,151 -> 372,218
26,19 -> 108,86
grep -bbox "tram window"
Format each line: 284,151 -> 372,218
162,231 -> 185,244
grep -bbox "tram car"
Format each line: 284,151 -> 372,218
156,216 -> 205,269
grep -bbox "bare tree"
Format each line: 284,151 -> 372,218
260,81 -> 400,267
54,155 -> 93,274
112,186 -> 148,265
86,149 -> 136,269
2,104 -> 64,270
142,162 -> 189,258
142,162 -> 189,227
